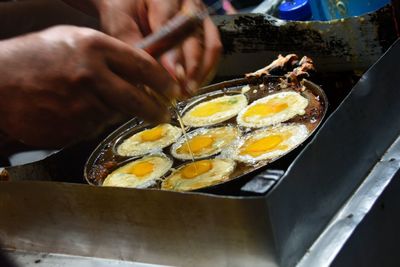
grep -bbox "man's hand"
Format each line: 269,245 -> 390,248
63,0 -> 222,93
0,25 -> 178,148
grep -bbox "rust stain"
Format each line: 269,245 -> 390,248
0,168 -> 10,181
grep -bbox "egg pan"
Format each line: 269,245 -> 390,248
84,75 -> 328,193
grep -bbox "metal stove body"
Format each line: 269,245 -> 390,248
1,5 -> 400,267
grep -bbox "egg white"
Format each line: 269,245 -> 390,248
237,91 -> 309,128
232,124 -> 309,163
182,94 -> 248,127
102,154 -> 173,188
161,159 -> 236,191
116,124 -> 182,157
171,126 -> 240,160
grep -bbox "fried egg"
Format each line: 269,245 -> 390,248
102,154 -> 173,188
171,126 -> 240,160
182,94 -> 248,127
232,124 -> 309,163
117,124 -> 182,157
161,159 -> 236,191
237,91 -> 308,128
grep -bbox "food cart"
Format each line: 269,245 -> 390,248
1,2 -> 400,266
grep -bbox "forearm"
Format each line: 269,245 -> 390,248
0,0 -> 99,40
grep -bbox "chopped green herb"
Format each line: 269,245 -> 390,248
226,98 -> 239,105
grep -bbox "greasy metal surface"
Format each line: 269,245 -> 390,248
297,135 -> 400,267
7,251 -> 162,267
0,182 -> 277,267
331,160 -> 400,267
214,5 -> 398,78
266,39 -> 400,267
241,169 -> 284,194
2,138 -> 101,183
84,77 -> 327,193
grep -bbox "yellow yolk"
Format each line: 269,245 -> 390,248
244,102 -> 288,119
126,161 -> 154,177
191,102 -> 231,117
240,135 -> 284,157
181,160 -> 213,179
178,136 -> 214,154
141,126 -> 164,142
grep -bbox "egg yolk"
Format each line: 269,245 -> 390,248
181,160 -> 213,179
141,126 -> 164,142
178,136 -> 214,154
240,135 -> 284,157
244,102 -> 288,120
191,101 -> 232,117
127,161 -> 154,177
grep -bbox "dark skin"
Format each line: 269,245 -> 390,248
63,0 -> 222,87
0,26 -> 179,147
0,0 -> 222,150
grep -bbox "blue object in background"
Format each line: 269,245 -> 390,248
308,0 -> 327,20
309,0 -> 391,21
278,0 -> 391,21
278,0 -> 313,21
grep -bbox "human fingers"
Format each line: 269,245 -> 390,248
160,48 -> 189,98
95,68 -> 170,123
101,36 -> 181,99
160,48 -> 184,77
144,0 -> 188,88
170,0 -> 222,90
181,32 -> 204,91
197,16 -> 222,84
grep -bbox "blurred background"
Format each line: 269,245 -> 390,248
204,0 -> 391,20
